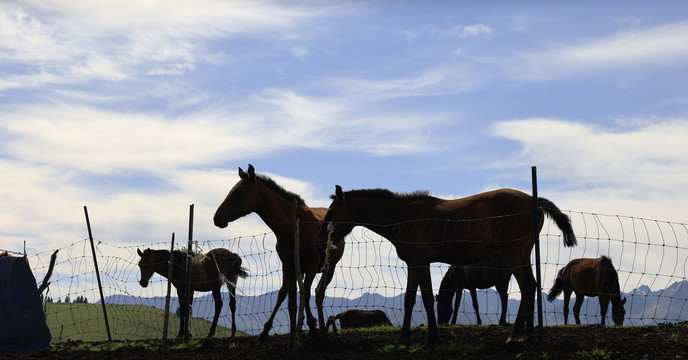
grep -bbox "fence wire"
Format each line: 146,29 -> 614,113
10,210 -> 688,342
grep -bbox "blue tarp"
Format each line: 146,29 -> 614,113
0,256 -> 51,352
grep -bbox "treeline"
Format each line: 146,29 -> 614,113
40,294 -> 88,304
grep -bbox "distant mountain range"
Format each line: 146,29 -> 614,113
103,280 -> 688,335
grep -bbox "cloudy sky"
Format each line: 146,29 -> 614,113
2,0 -> 688,257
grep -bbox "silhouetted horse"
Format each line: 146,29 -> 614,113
213,165 -> 345,349
137,247 -> 248,338
326,309 -> 392,333
436,252 -> 511,325
317,186 -> 577,344
547,256 -> 627,326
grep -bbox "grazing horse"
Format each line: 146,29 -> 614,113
547,256 -> 627,326
326,309 -> 392,333
212,164 -> 345,349
317,186 -> 577,345
436,252 -> 511,325
137,247 -> 248,339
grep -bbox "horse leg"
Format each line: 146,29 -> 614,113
176,289 -> 187,338
573,294 -> 584,325
257,282 -> 288,342
417,265 -> 439,345
399,269 -> 420,343
469,289 -> 481,325
285,269 -> 298,351
207,287 -> 222,339
228,281 -> 238,338
316,263 -> 338,338
177,288 -> 193,338
451,289 -> 461,325
299,271 -> 318,337
563,290 -> 572,325
497,279 -> 509,325
599,295 -> 610,326
506,259 -> 536,343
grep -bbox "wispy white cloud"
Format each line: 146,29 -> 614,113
327,65 -> 482,101
402,23 -> 492,41
491,117 -> 688,220
510,21 -> 688,80
290,45 -> 311,59
0,1 -> 335,90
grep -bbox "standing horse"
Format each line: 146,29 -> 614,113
436,252 -> 511,325
317,186 -> 577,345
547,256 -> 627,326
213,164 -> 345,349
137,247 -> 248,339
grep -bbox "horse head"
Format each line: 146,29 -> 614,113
137,248 -> 156,287
317,185 -> 357,246
612,296 -> 627,326
213,164 -> 262,229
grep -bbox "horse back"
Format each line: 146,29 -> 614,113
412,189 -> 536,265
567,256 -> 618,297
188,248 -> 241,290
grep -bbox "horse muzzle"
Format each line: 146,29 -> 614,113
213,215 -> 229,229
139,279 -> 149,287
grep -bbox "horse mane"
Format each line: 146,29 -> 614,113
337,188 -> 433,201
598,255 -> 614,269
256,174 -> 306,206
598,255 -> 621,294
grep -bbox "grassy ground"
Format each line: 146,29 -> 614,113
43,302 -> 238,342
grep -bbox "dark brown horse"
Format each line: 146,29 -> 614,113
317,186 -> 577,344
325,309 -> 392,333
137,247 -> 248,339
436,252 -> 511,325
213,164 -> 345,348
547,256 -> 627,326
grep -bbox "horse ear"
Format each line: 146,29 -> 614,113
137,248 -> 143,257
335,185 -> 344,199
621,297 -> 627,305
238,167 -> 248,180
247,164 -> 255,180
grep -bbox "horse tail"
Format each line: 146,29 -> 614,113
230,254 -> 249,279
547,267 -> 567,302
538,197 -> 577,247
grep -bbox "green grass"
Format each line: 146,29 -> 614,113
43,302 -> 239,342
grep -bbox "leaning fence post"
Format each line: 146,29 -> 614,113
184,204 -> 194,342
531,166 -> 544,351
83,206 -> 112,342
293,198 -> 305,350
162,233 -> 175,346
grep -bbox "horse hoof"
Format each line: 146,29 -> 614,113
506,334 -> 529,344
256,332 -> 269,343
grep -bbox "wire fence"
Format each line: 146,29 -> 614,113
6,210 -> 688,342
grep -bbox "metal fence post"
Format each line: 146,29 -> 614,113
532,166 -> 544,351
83,206 -> 112,342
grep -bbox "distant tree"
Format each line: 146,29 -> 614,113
64,295 -> 70,303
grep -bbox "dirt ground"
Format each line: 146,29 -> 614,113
3,323 -> 688,359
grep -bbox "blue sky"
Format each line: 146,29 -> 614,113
1,0 -> 688,256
